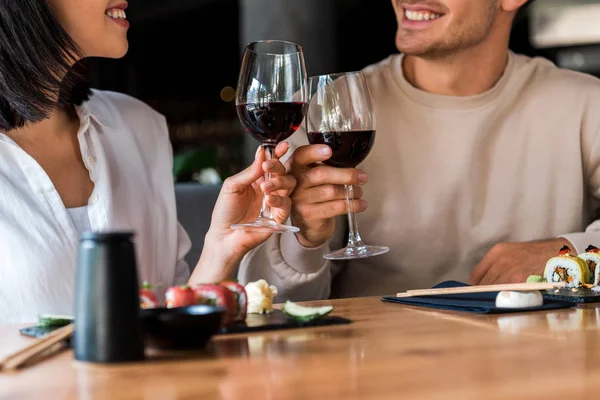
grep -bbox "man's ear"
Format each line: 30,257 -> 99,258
501,0 -> 530,13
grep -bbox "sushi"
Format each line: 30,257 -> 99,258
577,245 -> 600,286
219,281 -> 248,322
543,245 -> 590,287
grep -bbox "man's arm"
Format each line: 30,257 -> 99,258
471,86 -> 600,286
237,130 -> 365,300
469,238 -> 573,285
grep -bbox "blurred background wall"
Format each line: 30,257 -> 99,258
86,0 -> 600,183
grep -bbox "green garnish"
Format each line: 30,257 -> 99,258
37,314 -> 74,327
526,275 -> 547,283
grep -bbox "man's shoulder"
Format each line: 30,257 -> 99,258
359,54 -> 403,96
513,52 -> 600,95
361,54 -> 400,77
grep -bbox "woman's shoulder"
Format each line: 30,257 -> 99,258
84,89 -> 165,125
81,89 -> 170,148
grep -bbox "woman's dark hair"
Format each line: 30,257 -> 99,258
0,0 -> 91,131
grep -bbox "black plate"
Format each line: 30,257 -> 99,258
140,304 -> 226,350
542,287 -> 600,303
219,310 -> 351,334
20,325 -> 67,340
20,308 -> 352,343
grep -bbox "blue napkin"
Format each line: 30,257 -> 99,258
381,281 -> 573,314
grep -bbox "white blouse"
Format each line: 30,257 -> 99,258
0,90 -> 191,323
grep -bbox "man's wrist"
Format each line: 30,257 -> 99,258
295,232 -> 327,249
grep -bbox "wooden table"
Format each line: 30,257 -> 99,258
2,297 -> 600,400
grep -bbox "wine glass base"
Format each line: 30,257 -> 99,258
324,245 -> 389,260
231,217 -> 300,234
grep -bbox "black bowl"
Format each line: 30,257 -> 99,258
140,305 -> 226,350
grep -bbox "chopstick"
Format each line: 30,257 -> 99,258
0,323 -> 74,372
396,282 -> 567,298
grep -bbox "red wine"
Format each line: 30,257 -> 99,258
237,102 -> 307,143
307,130 -> 375,168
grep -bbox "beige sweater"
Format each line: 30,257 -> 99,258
238,51 -> 600,300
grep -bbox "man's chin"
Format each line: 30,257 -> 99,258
396,42 -> 433,57
396,40 -> 454,60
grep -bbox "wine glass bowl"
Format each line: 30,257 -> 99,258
233,40 -> 308,233
306,72 -> 389,260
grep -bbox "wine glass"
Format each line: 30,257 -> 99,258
233,40 -> 308,233
306,72 -> 389,260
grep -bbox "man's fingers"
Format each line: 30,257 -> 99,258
265,194 -> 291,212
477,267 -> 503,286
295,199 -> 368,221
263,159 -> 286,177
469,254 -> 495,285
292,184 -> 363,204
298,165 -> 368,189
290,144 -> 332,170
262,175 -> 297,193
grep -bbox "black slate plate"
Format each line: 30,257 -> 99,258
19,325 -> 64,339
542,287 -> 600,303
219,310 -> 351,334
20,310 -> 352,340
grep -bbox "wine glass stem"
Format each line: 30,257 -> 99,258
259,144 -> 275,220
344,184 -> 364,248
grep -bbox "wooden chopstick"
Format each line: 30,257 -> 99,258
396,282 -> 567,298
0,323 -> 74,372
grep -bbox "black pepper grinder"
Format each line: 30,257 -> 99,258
73,231 -> 145,363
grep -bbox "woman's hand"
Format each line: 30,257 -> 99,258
189,142 -> 296,284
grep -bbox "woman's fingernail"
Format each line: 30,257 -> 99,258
255,146 -> 262,158
263,182 -> 274,191
358,172 -> 368,184
319,147 -> 331,156
360,199 -> 368,209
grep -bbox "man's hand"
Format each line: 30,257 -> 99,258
189,142 -> 296,284
288,144 -> 369,248
469,238 -> 573,285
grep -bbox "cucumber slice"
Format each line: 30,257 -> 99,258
282,301 -> 333,322
38,314 -> 74,327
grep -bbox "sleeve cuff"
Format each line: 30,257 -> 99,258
279,232 -> 330,275
558,232 -> 600,254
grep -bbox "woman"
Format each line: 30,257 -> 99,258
0,1 -> 296,323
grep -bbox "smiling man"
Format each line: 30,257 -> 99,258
238,0 -> 600,299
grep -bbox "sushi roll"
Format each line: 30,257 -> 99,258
219,281 -> 248,321
543,246 -> 590,287
577,245 -> 600,285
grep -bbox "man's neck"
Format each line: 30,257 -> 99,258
402,19 -> 513,97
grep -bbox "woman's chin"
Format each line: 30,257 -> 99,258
105,43 -> 129,59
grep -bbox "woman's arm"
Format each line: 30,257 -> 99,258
188,142 -> 296,285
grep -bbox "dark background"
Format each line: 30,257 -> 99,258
86,0 -> 569,181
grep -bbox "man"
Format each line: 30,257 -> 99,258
238,0 -> 600,300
